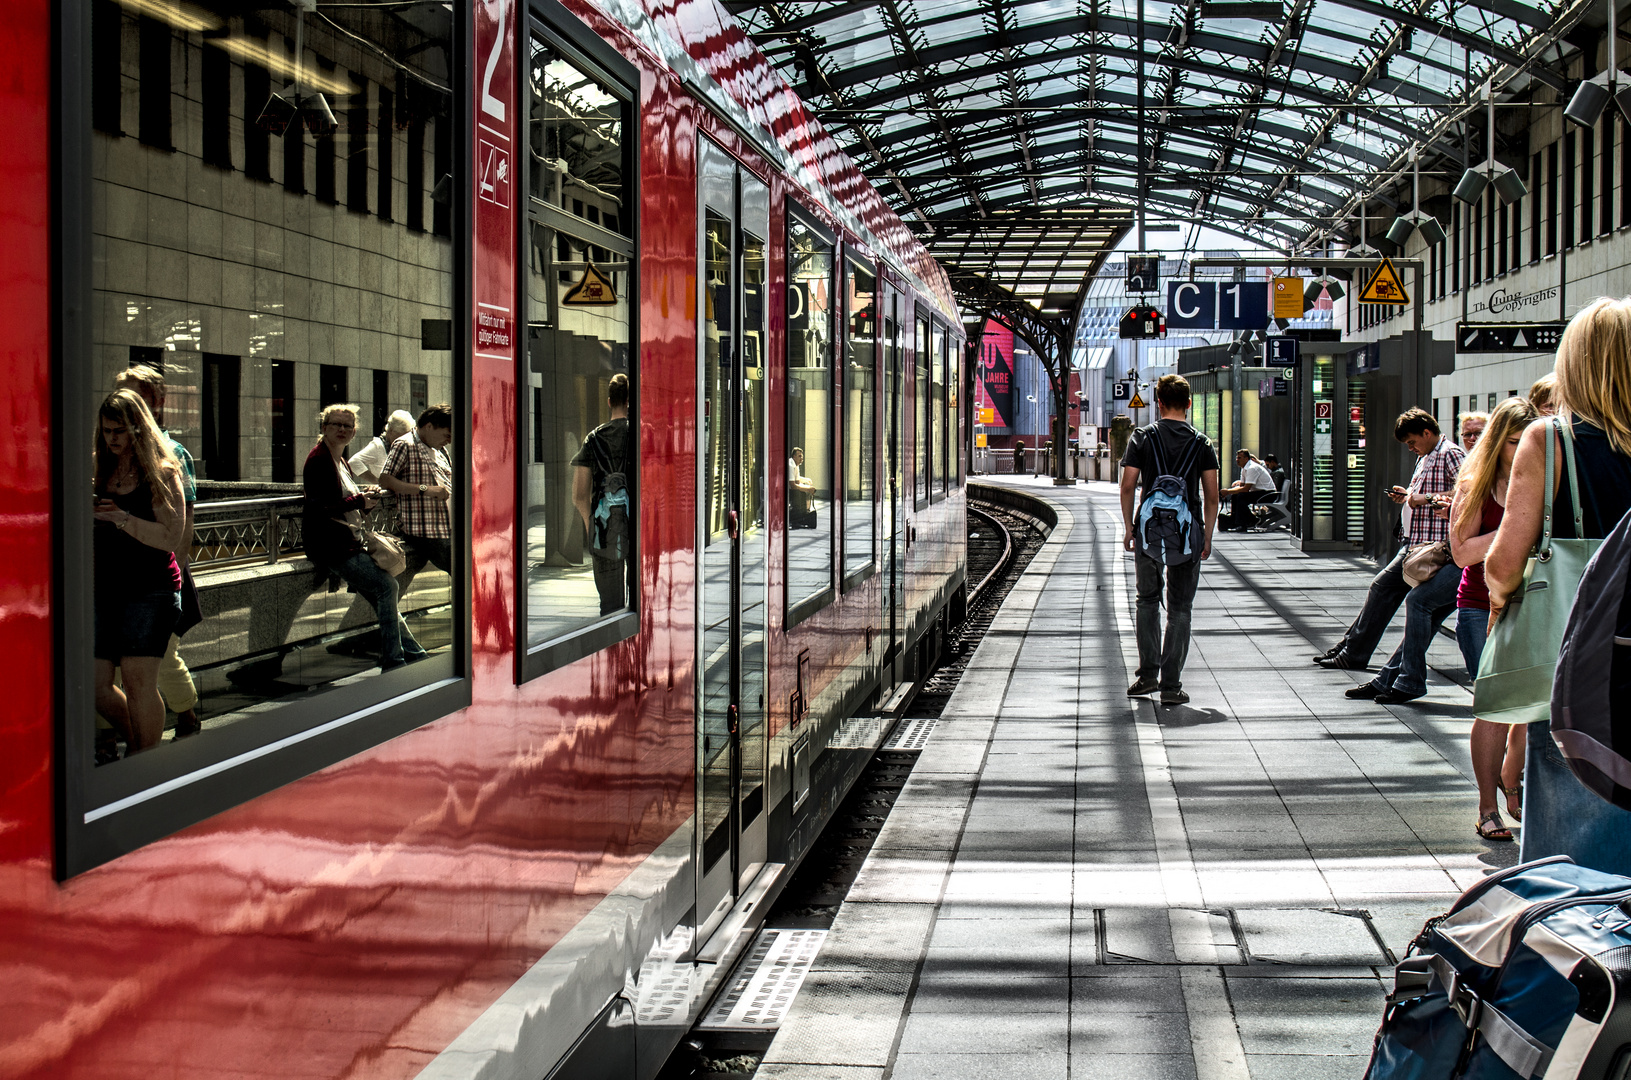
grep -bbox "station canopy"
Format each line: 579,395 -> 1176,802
726,0 -> 1598,319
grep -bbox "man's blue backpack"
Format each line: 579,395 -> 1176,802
1135,427 -> 1202,565
1365,856 -> 1631,1080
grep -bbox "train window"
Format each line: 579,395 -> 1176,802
931,322 -> 946,500
60,0 -> 467,873
914,315 -> 930,509
519,26 -> 639,677
842,257 -> 876,584
786,208 -> 836,623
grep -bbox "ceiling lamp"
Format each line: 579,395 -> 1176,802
1566,0 -> 1631,128
1387,148 -> 1449,247
1455,81 -> 1529,206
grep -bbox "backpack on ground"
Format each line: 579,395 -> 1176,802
1134,426 -> 1202,565
1364,855 -> 1631,1080
1552,506 -> 1631,810
586,425 -> 631,563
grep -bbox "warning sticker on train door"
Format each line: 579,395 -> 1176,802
1358,258 -> 1409,305
563,264 -> 618,304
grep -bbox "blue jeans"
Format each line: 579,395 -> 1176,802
1455,606 -> 1489,678
331,551 -> 426,667
1370,558 -> 1461,697
1519,719 -> 1631,874
1333,545 -> 1411,665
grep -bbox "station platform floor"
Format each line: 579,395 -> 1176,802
758,475 -> 1509,1080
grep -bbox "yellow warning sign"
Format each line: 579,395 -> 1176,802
975,433 -> 988,448
1273,276 -> 1304,318
977,407 -> 996,425
1358,257 -> 1410,305
563,263 -> 618,305
1129,392 -> 1148,409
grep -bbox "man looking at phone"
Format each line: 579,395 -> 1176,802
1313,409 -> 1465,678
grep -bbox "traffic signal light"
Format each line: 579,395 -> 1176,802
1119,305 -> 1166,340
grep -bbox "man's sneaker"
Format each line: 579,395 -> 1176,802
1316,652 -> 1368,670
1127,677 -> 1160,697
1344,683 -> 1381,700
1161,688 -> 1190,706
1311,644 -> 1344,663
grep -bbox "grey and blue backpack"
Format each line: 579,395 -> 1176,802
1552,506 -> 1631,810
1135,426 -> 1202,565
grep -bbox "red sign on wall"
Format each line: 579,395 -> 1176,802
474,0 -> 516,361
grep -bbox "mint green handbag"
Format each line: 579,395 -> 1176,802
1473,418 -> 1600,724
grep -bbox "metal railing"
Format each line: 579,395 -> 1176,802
190,496 -> 401,572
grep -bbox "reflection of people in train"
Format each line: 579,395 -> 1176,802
92,390 -> 187,759
113,365 -> 202,738
573,374 -> 634,615
349,409 -> 415,485
302,404 -> 427,671
788,447 -> 817,528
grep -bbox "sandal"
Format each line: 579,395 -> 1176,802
1477,810 -> 1514,842
1501,783 -> 1523,822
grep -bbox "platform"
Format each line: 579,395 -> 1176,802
757,476 -> 1505,1080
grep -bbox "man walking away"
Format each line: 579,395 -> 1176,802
1120,374 -> 1221,706
1218,449 -> 1277,531
1314,408 -> 1465,670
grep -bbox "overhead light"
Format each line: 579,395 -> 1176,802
255,90 -> 299,136
302,92 -> 337,136
1491,164 -> 1528,204
1386,209 -> 1447,247
1452,167 -> 1490,204
1324,279 -> 1345,302
1566,71 -> 1613,129
1456,80 -> 1529,205
1384,215 -> 1415,247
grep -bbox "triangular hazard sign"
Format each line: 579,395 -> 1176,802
1357,257 -> 1409,305
1129,392 -> 1148,409
563,263 -> 618,305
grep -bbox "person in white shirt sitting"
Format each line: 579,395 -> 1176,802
348,410 -> 416,486
1218,449 -> 1277,532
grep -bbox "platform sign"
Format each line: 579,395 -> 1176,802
1358,258 -> 1410,305
1265,336 -> 1299,365
1273,277 -> 1303,319
1348,341 -> 1381,375
1258,377 -> 1289,399
977,406 -> 996,425
1456,322 -> 1568,353
1216,282 -> 1270,330
1166,281 -> 1215,329
1112,381 -> 1130,400
975,433 -> 988,448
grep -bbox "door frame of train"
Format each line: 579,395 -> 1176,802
881,282 -> 906,685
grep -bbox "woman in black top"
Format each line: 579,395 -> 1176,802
93,390 -> 187,757
303,404 -> 426,670
1487,296 -> 1631,871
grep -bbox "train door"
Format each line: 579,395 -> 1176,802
882,287 -> 904,681
697,139 -> 770,938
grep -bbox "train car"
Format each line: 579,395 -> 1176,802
0,0 -> 966,1077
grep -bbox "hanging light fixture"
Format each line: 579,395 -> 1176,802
1387,146 -> 1449,247
253,0 -> 335,137
1566,0 -> 1631,127
1455,80 -> 1529,206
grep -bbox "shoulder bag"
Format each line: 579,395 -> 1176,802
1473,417 -> 1600,725
1401,539 -> 1451,588
336,510 -> 408,578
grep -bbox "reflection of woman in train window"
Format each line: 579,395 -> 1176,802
92,390 -> 186,758
788,447 -> 817,528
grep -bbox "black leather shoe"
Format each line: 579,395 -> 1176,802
1374,689 -> 1424,705
1316,652 -> 1368,670
1345,683 -> 1381,700
1311,645 -> 1343,663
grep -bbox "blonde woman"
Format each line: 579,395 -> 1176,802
92,389 -> 188,757
1528,372 -> 1557,416
1487,297 -> 1631,870
302,404 -> 426,671
1448,396 -> 1537,841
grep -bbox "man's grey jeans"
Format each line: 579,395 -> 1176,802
1135,552 -> 1202,691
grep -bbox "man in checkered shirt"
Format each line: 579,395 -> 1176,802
1316,409 -> 1466,704
380,404 -> 454,583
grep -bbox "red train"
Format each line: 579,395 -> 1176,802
0,0 -> 967,1076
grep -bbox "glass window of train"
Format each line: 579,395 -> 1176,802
786,210 -> 836,623
62,0 -> 467,873
521,30 -> 638,673
939,319 -> 952,502
914,314 -> 930,509
842,257 -> 876,585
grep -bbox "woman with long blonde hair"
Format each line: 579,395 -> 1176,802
1487,296 -> 1631,870
92,389 -> 187,758
1449,395 -> 1537,840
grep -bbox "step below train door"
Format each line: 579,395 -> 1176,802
696,138 -> 770,941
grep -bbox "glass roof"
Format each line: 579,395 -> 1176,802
725,0 -> 1577,309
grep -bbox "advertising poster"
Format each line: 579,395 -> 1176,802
980,319 -> 1015,430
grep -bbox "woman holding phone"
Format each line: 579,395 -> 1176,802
92,389 -> 188,758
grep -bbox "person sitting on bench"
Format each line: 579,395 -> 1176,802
1218,449 -> 1277,532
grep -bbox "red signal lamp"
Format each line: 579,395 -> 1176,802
1118,305 -> 1166,340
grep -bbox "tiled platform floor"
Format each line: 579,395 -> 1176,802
759,477 -> 1513,1080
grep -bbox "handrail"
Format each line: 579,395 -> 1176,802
190,493 -> 400,573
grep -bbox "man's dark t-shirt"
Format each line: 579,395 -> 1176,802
572,416 -> 631,503
1119,418 -> 1220,525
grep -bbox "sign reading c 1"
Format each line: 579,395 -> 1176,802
1167,281 -> 1216,329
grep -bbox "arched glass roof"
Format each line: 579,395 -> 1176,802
725,0 -> 1594,312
